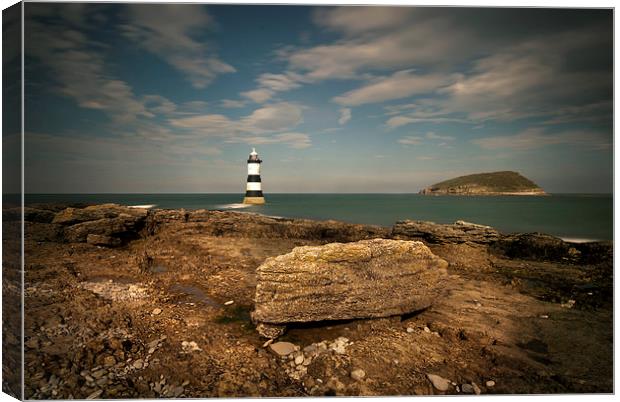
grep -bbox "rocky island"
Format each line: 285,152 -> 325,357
5,203 -> 612,398
420,171 -> 547,196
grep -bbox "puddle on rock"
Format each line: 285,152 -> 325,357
169,284 -> 221,308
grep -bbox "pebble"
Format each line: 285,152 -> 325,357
303,344 -> 317,354
103,356 -> 116,367
472,382 -> 481,395
224,300 -> 234,305
294,355 -> 304,365
133,359 -> 144,369
461,384 -> 474,394
148,339 -> 160,349
86,390 -> 103,400
92,369 -> 107,379
426,374 -> 450,391
406,327 -> 415,333
351,369 -> 366,381
268,342 -> 297,357
424,326 -> 431,333
540,315 -> 549,319
96,377 -> 108,387
152,308 -> 162,315
173,386 -> 184,397
486,380 -> 496,388
148,347 -> 156,354
262,339 -> 274,348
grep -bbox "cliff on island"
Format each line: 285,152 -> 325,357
8,203 -> 612,397
420,171 -> 547,196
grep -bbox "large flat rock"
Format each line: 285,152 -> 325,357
252,239 -> 449,330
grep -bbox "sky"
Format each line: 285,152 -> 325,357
20,4 -> 613,193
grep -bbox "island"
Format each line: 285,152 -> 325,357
419,171 -> 547,196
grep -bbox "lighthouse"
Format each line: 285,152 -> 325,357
243,148 -> 265,204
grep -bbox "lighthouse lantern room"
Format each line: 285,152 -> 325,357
243,148 -> 265,204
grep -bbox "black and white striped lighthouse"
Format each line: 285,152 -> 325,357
243,148 -> 265,204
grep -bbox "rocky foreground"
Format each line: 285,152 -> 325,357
5,203 -> 613,397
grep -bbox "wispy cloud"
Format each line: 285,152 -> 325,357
398,136 -> 422,145
122,4 -> 235,88
220,99 -> 247,108
333,69 -> 450,106
226,132 -> 311,149
241,88 -> 275,103
338,108 -> 351,125
472,127 -> 611,151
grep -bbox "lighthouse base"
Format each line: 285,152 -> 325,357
243,196 -> 265,205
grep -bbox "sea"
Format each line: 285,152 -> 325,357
23,193 -> 613,242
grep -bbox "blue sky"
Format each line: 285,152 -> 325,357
22,4 -> 612,193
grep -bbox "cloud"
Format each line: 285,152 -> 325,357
338,108 -> 351,125
169,102 -> 304,135
333,70 -> 450,106
226,132 -> 311,149
284,8 -> 477,80
472,127 -> 611,151
122,4 -> 235,88
221,99 -> 247,108
314,6 -> 415,36
242,102 -> 303,131
397,136 -> 422,145
240,72 -> 305,104
241,88 -> 275,103
425,132 -> 454,141
386,116 -> 416,128
26,17 -> 153,123
256,72 -> 303,92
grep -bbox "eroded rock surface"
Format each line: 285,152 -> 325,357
252,239 -> 448,336
52,204 -> 148,246
391,220 -> 501,244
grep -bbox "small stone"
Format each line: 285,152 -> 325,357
424,326 -> 431,333
268,342 -> 297,357
294,355 -> 304,365
91,369 -> 107,379
148,339 -> 160,349
224,300 -> 234,306
351,369 -> 366,381
486,380 -> 496,388
103,356 -> 116,367
262,339 -> 274,348
540,315 -> 549,319
303,344 -> 317,354
305,377 -> 316,389
152,308 -> 162,315
173,386 -> 184,397
182,380 -> 190,387
133,359 -> 144,369
426,374 -> 450,391
472,382 -> 481,395
96,377 -> 108,387
86,389 -> 103,400
461,384 -> 474,394
148,347 -> 156,354
406,327 -> 415,333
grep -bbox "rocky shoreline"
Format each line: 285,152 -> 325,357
6,203 -> 613,397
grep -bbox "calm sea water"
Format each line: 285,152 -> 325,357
25,193 -> 613,241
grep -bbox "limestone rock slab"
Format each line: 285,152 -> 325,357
252,239 -> 448,330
